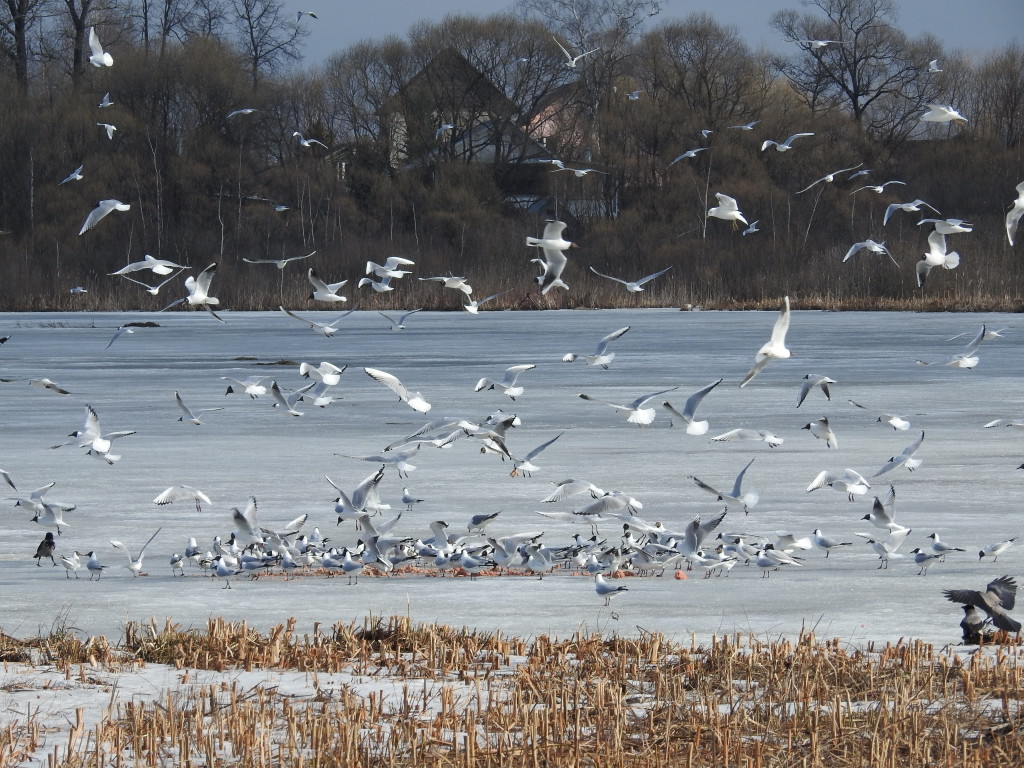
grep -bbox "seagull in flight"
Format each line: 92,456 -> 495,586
850,180 -> 906,195
1005,180 -> 1024,246
667,147 -> 708,166
293,132 -> 328,148
161,263 -> 225,322
526,220 -> 576,295
88,26 -> 113,66
798,39 -> 847,50
578,386 -> 679,427
661,378 -> 723,435
242,251 -> 315,269
707,193 -> 747,226
227,108 -> 258,118
740,296 -> 791,387
920,103 -> 967,123
364,367 -> 431,412
153,485 -> 212,512
796,163 -> 863,194
98,122 -> 116,140
761,132 -> 814,152
464,289 -> 510,313
110,528 -> 161,577
116,270 -> 183,296
843,239 -> 896,265
378,309 -> 422,330
474,364 -> 536,401
296,10 -> 317,20
279,306 -> 354,336
884,199 -> 940,225
307,268 -> 347,302
110,254 -> 189,277
174,391 -> 223,425
728,119 -> 761,130
588,265 -> 672,292
563,326 -> 630,369
872,431 -> 925,477
60,165 -> 83,185
690,458 -> 758,514
553,36 -> 598,68
98,92 -> 113,108
79,199 -> 130,235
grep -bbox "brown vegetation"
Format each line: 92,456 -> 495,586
2,616 -> 1023,767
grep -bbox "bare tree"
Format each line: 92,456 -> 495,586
228,0 -> 305,90
0,0 -> 47,90
771,0 -> 941,141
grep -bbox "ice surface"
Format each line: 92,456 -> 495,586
0,308 -> 1020,648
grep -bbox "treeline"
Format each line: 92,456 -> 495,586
0,0 -> 1022,312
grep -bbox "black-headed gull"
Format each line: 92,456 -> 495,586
363,367 -> 431,412
916,230 -> 960,287
849,180 -> 905,194
153,485 -> 212,512
379,309 -> 422,330
795,162 -> 863,194
110,254 -> 189,277
279,306 -> 355,336
54,404 -> 136,463
30,378 -> 71,395
579,386 -> 678,427
978,538 -> 1016,562
811,529 -> 851,557
418,275 -> 473,295
243,251 -> 315,269
552,36 -> 598,68
509,432 -> 564,477
60,165 -> 83,184
797,374 -> 836,407
307,268 -> 348,302
588,265 -> 672,292
920,103 -> 967,123
110,528 -> 161,577
475,364 -> 536,401
872,431 -> 924,477
802,417 -> 838,449
710,428 -> 783,448
1005,181 -> 1024,246
79,199 -> 130,234
740,296 -> 791,387
293,132 -> 327,148
88,26 -> 113,67
760,132 -> 813,152
174,391 -> 223,425
806,468 -> 870,501
706,193 -> 747,226
222,376 -> 268,398
464,289 -> 510,313
526,220 -> 575,295
366,256 -> 415,279
162,263 -> 224,322
661,378 -> 722,435
883,199 -> 940,225
563,326 -> 629,369
690,458 -> 758,514
843,239 -> 896,265
594,574 -> 628,605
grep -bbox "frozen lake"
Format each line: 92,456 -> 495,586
0,306 -> 1020,648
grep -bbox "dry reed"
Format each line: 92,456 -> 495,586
2,616 -> 1022,767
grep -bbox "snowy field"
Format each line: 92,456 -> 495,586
0,306 -> 1020,648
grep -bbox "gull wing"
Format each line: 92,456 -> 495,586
593,326 -> 630,355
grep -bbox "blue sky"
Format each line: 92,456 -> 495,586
287,0 -> 1020,66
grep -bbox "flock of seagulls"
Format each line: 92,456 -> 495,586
3,32 -> 1021,644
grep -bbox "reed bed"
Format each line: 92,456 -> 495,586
2,616 -> 1022,767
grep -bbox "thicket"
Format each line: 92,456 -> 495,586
0,0 -> 1021,312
